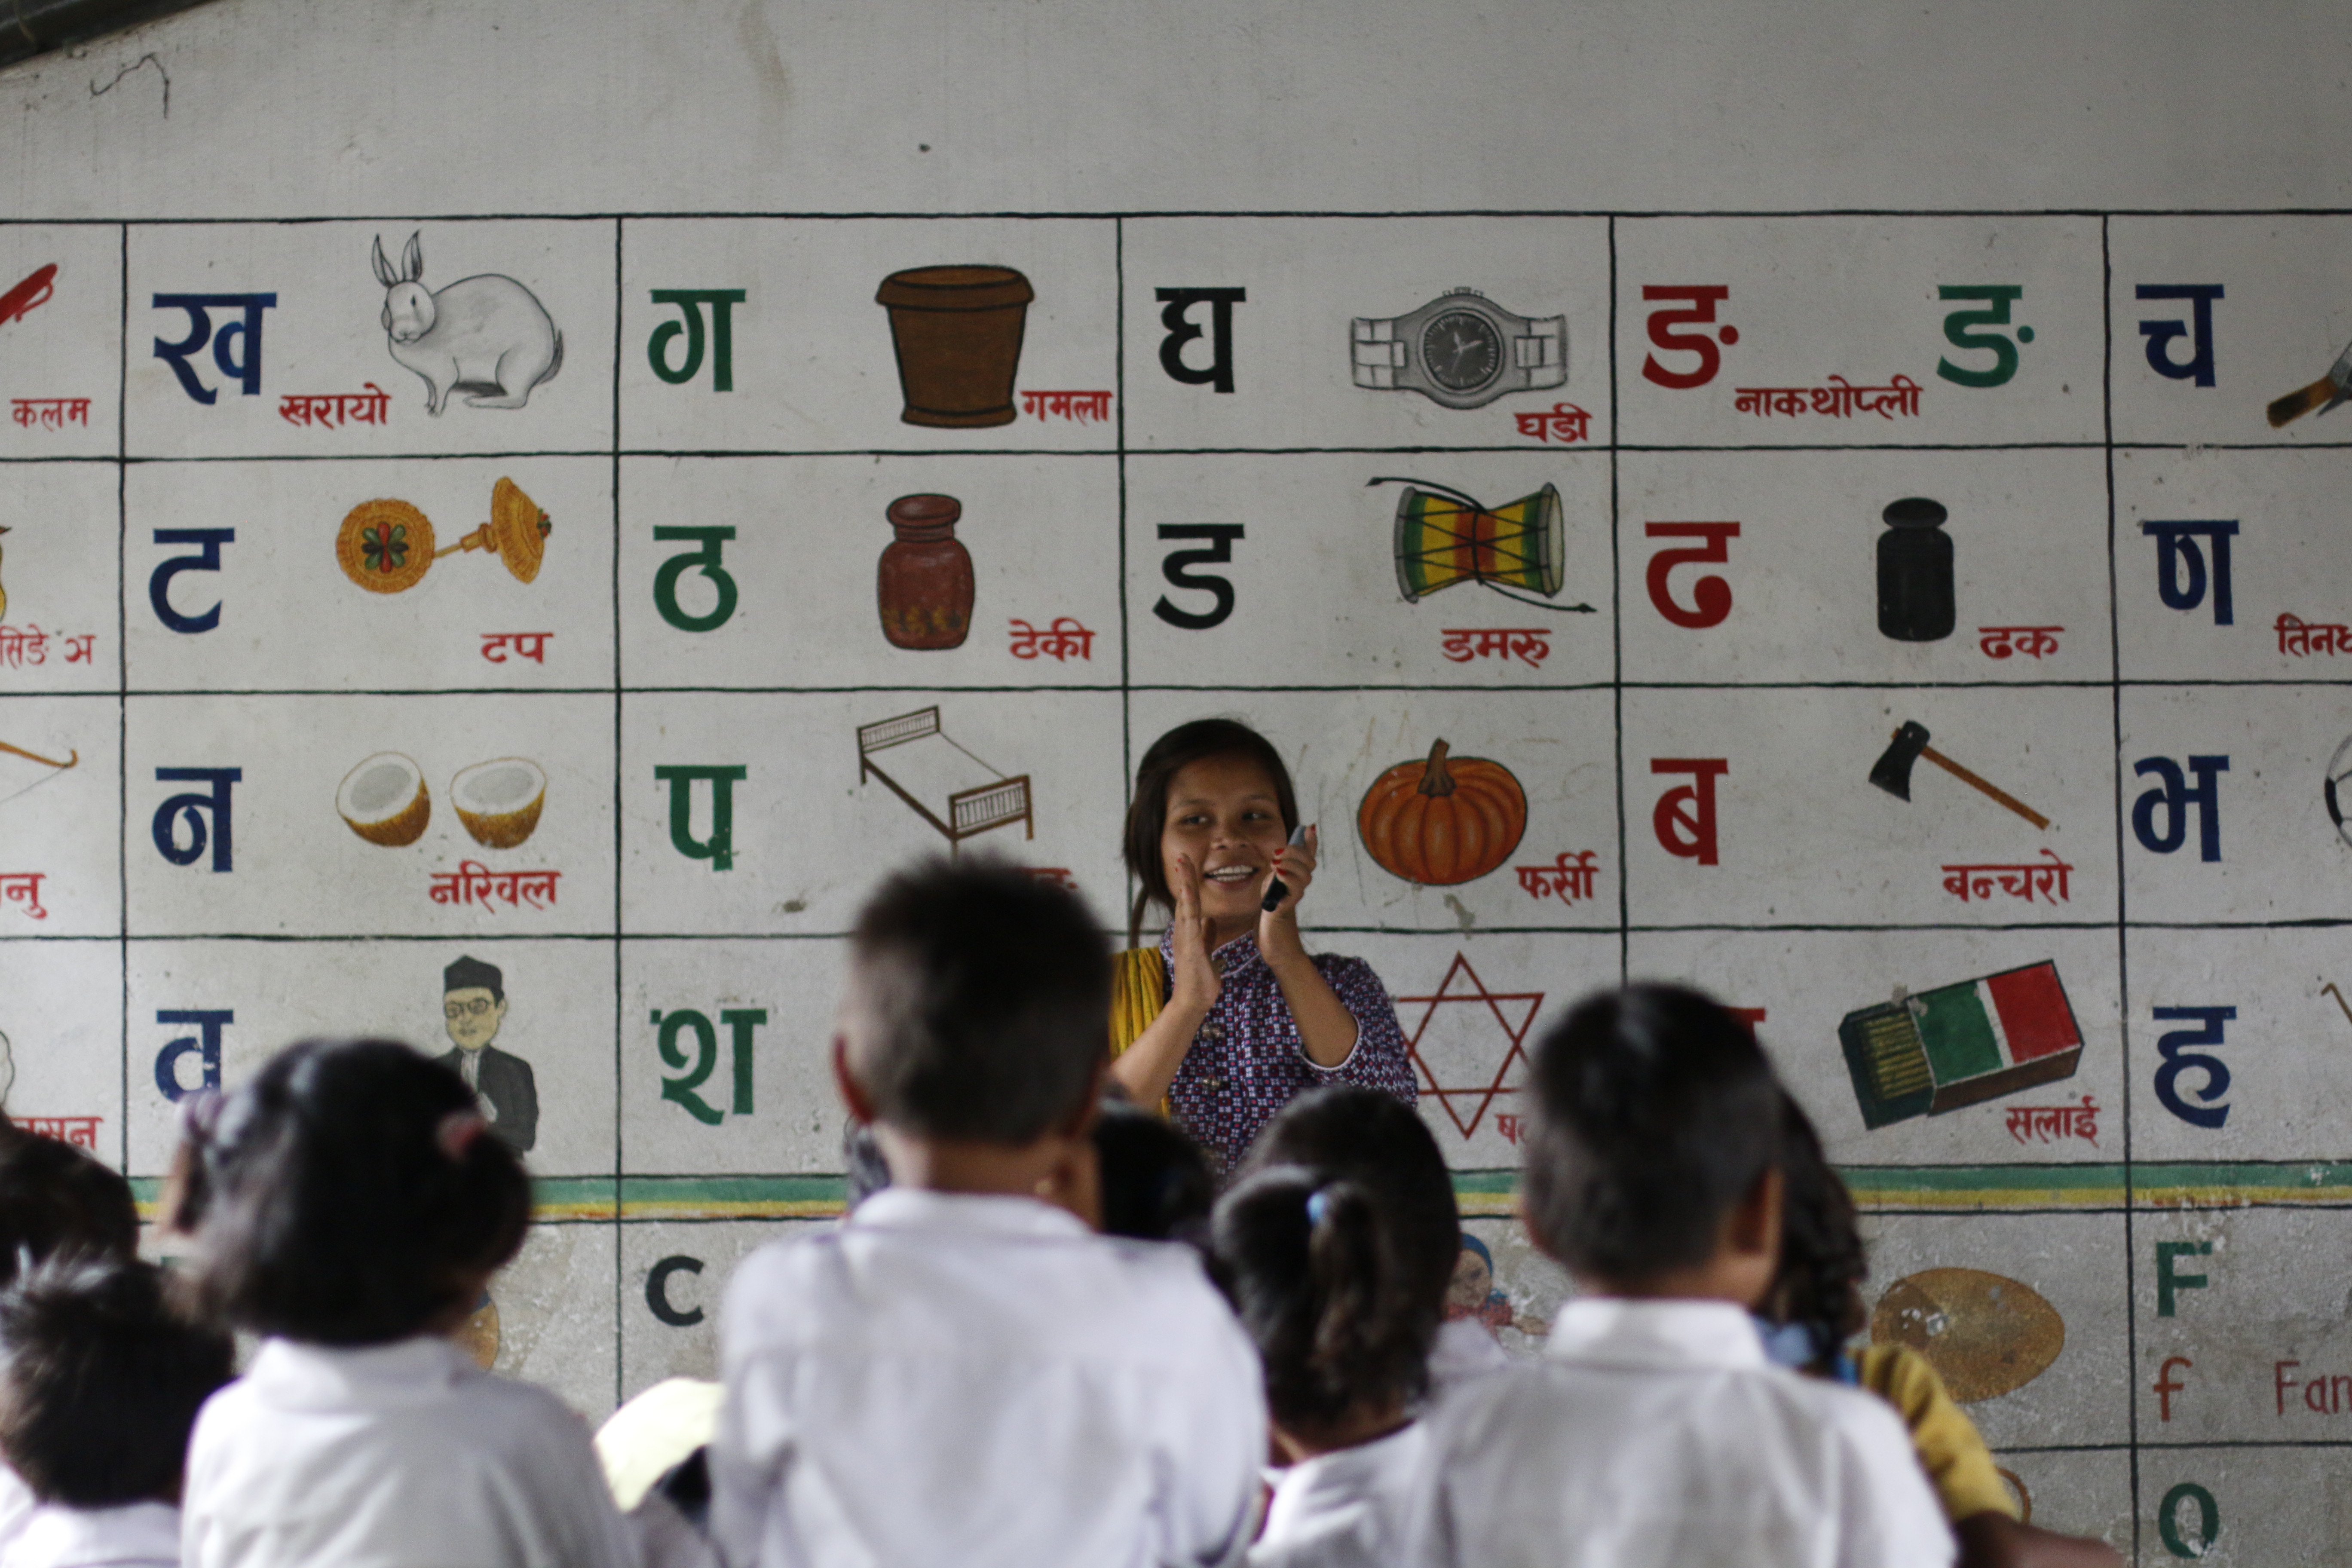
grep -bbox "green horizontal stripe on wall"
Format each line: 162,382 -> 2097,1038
1835,1164 -> 2127,1210
619,1174 -> 849,1219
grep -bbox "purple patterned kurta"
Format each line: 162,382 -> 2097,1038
1155,928 -> 1418,1174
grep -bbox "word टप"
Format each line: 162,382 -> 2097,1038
151,293 -> 275,404
0,628 -> 97,668
1018,390 -> 1113,423
1978,626 -> 2061,659
1439,628 -> 1550,668
2133,755 -> 2228,861
0,871 -> 46,920
2003,1093 -> 2098,1145
2274,614 -> 2352,656
1156,288 -> 1245,393
1651,759 -> 1727,866
654,1007 -> 765,1126
1007,618 -> 1095,661
153,1010 -> 232,1101
1732,375 -> 1923,420
2138,285 -> 2222,388
647,290 -> 744,392
480,631 -> 553,665
2142,519 -> 2236,625
278,384 -> 389,430
1515,851 -> 1599,905
426,861 -> 561,911
656,765 -> 746,872
9,398 -> 89,431
1511,402 -> 1590,443
1939,849 -> 2073,906
14,1115 -> 98,1149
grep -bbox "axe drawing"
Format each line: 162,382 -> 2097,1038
2267,340 -> 2352,429
1868,720 -> 2049,830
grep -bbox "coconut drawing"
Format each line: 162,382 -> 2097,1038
337,753 -> 432,846
452,758 -> 546,849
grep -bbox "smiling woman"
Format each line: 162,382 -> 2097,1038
1108,720 -> 1417,1174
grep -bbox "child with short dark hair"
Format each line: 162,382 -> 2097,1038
170,1038 -> 637,1568
0,1258 -> 232,1568
710,860 -> 1265,1568
1214,1087 -> 1461,1567
1410,984 -> 1954,1568
0,1128 -> 142,1556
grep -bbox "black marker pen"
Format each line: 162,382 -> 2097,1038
1262,823 -> 1310,913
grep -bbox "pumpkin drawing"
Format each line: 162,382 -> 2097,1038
1357,739 -> 1527,885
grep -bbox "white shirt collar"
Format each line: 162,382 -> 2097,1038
244,1334 -> 480,1409
1543,1297 -> 1772,1372
846,1186 -> 1093,1241
13,1501 -> 181,1566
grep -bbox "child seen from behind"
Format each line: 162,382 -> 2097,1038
708,859 -> 1265,1568
1406,983 -> 1954,1568
169,1038 -> 638,1568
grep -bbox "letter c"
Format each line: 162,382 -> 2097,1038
646,1254 -> 706,1326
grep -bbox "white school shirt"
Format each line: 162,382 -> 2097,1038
1424,1317 -> 1511,1392
181,1335 -> 639,1568
709,1187 -> 1265,1568
1407,1298 -> 1955,1568
1250,1423 -> 1428,1568
0,1467 -> 34,1556
0,1503 -> 181,1568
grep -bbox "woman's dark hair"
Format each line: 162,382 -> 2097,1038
1094,1099 -> 1214,1244
0,1133 -> 138,1290
1522,983 -> 1782,1283
0,1257 -> 233,1507
1769,1091 -> 1868,1367
1237,1086 -> 1459,1320
180,1038 -> 532,1345
1121,719 -> 1299,945
1212,1164 -> 1437,1434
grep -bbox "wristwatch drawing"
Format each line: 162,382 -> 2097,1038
1351,289 -> 1568,409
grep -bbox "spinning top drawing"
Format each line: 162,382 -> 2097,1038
336,478 -> 550,593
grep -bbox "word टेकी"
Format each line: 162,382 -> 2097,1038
427,861 -> 561,911
0,628 -> 97,668
1511,402 -> 1590,443
1007,618 -> 1095,661
2275,614 -> 2352,656
9,398 -> 89,430
480,631 -> 553,665
1939,848 -> 2073,906
1017,390 -> 1113,423
0,870 -> 46,919
1732,375 -> 1922,419
1979,625 -> 2062,659
1440,627 -> 1550,668
278,383 -> 390,428
1515,851 -> 1599,905
2004,1093 -> 2098,1145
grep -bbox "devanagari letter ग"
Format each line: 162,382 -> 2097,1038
1020,390 -> 1049,420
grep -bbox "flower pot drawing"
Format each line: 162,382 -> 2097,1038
875,266 -> 1034,428
877,493 -> 974,649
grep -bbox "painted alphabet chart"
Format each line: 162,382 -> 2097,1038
4,209 -> 2351,1561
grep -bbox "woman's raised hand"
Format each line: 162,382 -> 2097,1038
1169,852 -> 1222,1013
1258,824 -> 1317,949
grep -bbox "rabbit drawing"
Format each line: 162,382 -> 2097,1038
371,233 -> 563,414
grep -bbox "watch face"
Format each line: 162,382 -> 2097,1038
1420,309 -> 1504,392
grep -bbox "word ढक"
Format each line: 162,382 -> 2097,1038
480,631 -> 553,665
0,871 -> 46,919
9,398 -> 89,430
1018,390 -> 1113,423
1511,402 -> 1590,443
1978,625 -> 2061,659
1439,627 -> 1550,668
1732,375 -> 1922,419
427,861 -> 561,911
2003,1093 -> 2098,1145
1007,618 -> 1095,661
278,383 -> 390,428
1515,851 -> 1599,905
1939,849 -> 2073,906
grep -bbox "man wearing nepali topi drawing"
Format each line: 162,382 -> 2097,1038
436,955 -> 539,1154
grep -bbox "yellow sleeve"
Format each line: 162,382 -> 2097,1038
1856,1344 -> 2020,1522
1109,947 -> 1167,1060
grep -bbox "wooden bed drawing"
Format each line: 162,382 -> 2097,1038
856,706 -> 1034,851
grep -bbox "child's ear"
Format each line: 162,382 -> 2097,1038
831,1037 -> 879,1124
1728,1165 -> 1785,1260
1058,1058 -> 1109,1137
